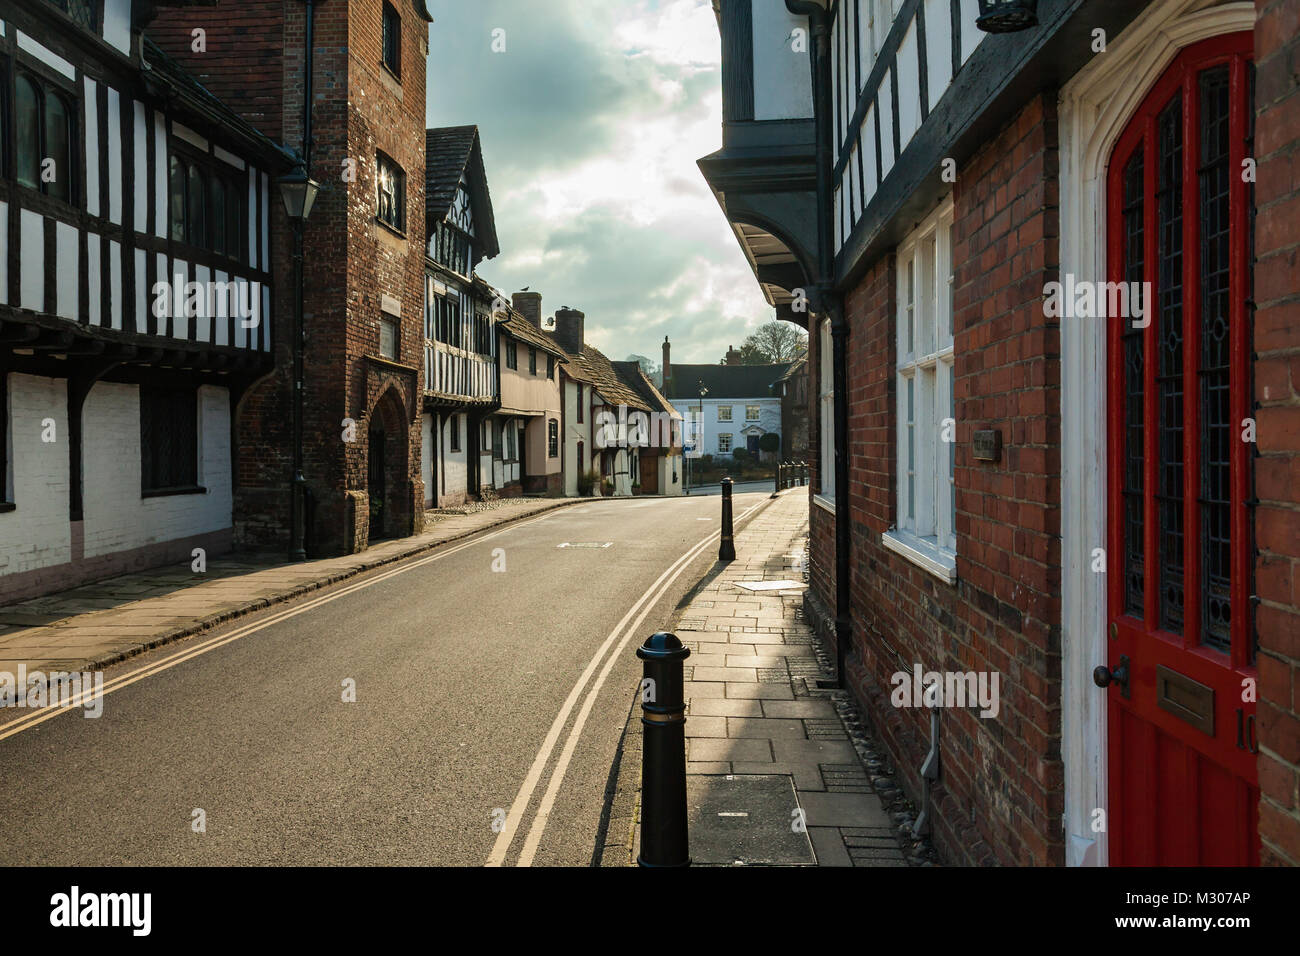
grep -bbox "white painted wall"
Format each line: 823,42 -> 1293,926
752,0 -> 814,120
671,396 -> 782,458
81,382 -> 231,558
103,0 -> 131,54
440,413 -> 468,502
896,20 -> 921,151
564,378 -> 594,497
0,374 -> 71,580
420,412 -> 434,508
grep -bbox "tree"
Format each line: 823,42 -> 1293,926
625,354 -> 661,386
736,321 -> 807,365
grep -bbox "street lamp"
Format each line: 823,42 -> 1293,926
279,159 -> 321,561
975,0 -> 1038,33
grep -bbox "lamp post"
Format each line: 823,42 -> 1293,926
975,0 -> 1038,33
695,381 -> 708,492
278,161 -> 321,561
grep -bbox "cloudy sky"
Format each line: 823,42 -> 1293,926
423,0 -> 773,366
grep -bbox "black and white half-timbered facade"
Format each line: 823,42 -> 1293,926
421,125 -> 501,507
0,0 -> 289,602
706,0 -> 1300,866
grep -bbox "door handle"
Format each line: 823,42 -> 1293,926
1093,655 -> 1131,699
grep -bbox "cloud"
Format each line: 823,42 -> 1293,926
424,0 -> 774,364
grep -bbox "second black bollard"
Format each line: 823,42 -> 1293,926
719,477 -> 736,561
637,632 -> 691,867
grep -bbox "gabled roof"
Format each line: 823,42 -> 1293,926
662,363 -> 793,401
614,362 -> 681,419
777,355 -> 807,383
498,310 -> 568,360
426,125 -> 500,260
564,346 -> 653,412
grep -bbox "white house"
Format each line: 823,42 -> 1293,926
661,350 -> 790,461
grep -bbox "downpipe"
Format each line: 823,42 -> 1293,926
787,0 -> 851,688
913,709 -> 940,837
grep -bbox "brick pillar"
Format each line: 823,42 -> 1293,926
1255,0 -> 1300,868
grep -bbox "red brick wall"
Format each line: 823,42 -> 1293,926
808,93 -> 1063,866
147,2 -> 286,140
1254,0 -> 1300,868
150,1 -> 430,555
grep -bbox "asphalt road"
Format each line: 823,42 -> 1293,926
0,490 -> 773,867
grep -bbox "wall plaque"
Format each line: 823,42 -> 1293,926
972,430 -> 1002,462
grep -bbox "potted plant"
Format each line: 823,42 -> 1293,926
578,469 -> 600,497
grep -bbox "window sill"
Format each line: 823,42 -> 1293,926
813,494 -> 836,515
0,501 -> 15,513
881,530 -> 957,585
375,217 -> 408,241
142,486 -> 208,500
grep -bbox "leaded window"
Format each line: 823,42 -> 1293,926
16,71 -> 76,203
1108,36 -> 1255,660
140,386 -> 198,494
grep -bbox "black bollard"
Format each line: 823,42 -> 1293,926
719,477 -> 737,561
637,632 -> 691,867
772,461 -> 781,498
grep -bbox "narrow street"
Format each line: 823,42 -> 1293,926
0,491 -> 772,867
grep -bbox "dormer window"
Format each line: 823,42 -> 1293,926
450,183 -> 475,236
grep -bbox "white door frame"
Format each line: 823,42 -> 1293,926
1057,0 -> 1256,867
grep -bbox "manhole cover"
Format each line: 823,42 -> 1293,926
556,542 -> 613,549
686,774 -> 815,866
734,580 -> 806,592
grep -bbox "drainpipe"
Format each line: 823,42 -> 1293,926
786,0 -> 850,688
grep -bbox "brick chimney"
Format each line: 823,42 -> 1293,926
553,307 -> 585,354
513,291 -> 543,327
725,345 -> 742,366
662,336 -> 672,391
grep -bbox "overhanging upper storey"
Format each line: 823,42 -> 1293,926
698,0 -> 818,322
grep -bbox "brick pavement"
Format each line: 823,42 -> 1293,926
610,490 -> 907,867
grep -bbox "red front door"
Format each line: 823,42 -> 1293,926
1104,32 -> 1258,866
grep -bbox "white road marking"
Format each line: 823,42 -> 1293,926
504,500 -> 766,867
0,508 -> 570,741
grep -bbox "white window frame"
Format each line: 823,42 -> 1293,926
745,404 -> 761,421
716,405 -> 733,422
717,433 -> 733,454
883,198 -> 956,583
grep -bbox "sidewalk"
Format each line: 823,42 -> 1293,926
0,497 -> 580,677
604,491 -> 909,867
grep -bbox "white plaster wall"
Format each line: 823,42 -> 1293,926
924,0 -> 954,111
103,0 -> 131,53
753,0 -> 815,120
420,413 -> 433,508
564,379 -> 594,497
440,413 -> 468,500
81,382 -> 231,558
0,374 -> 71,580
896,19 -> 922,151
